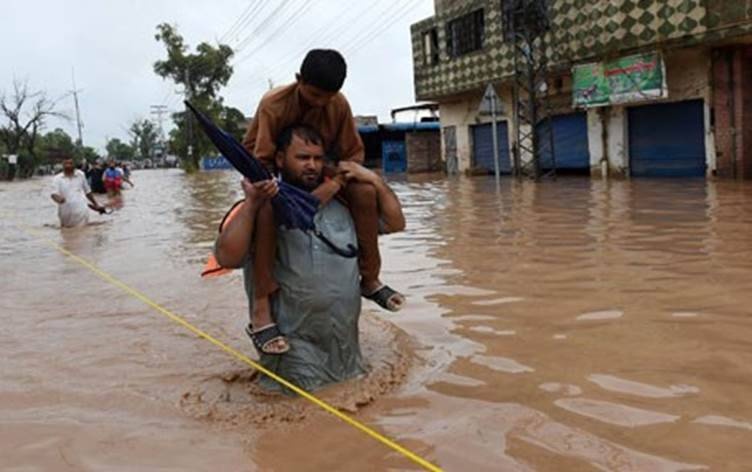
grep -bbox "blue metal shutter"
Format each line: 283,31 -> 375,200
538,113 -> 590,170
382,140 -> 407,173
628,100 -> 706,177
471,122 -> 511,173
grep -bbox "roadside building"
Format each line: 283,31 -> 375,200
411,0 -> 752,178
358,120 -> 442,174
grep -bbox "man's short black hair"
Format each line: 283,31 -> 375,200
276,124 -> 324,154
300,49 -> 347,92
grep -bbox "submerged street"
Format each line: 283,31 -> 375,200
2,170 -> 752,470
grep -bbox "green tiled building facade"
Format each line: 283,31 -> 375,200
412,0 -> 752,101
410,0 -> 752,178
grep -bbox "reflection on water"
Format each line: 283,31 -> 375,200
2,171 -> 752,470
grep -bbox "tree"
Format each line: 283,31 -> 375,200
219,105 -> 247,143
0,80 -> 66,178
36,128 -> 101,163
79,145 -> 101,163
105,138 -> 135,161
129,118 -> 160,160
38,127 -> 76,158
153,23 -> 234,171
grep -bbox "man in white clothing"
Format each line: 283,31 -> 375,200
50,158 -> 104,228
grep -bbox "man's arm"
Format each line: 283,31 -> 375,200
338,162 -> 405,233
214,179 -> 278,268
50,177 -> 64,204
79,173 -> 102,210
85,192 -> 102,209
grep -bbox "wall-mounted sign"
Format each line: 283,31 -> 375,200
573,52 -> 667,108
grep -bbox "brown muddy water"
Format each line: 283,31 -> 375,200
2,170 -> 752,471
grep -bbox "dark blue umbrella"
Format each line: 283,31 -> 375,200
185,101 -> 319,232
186,101 -> 357,257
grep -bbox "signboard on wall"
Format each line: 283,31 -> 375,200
573,52 -> 667,108
201,155 -> 233,171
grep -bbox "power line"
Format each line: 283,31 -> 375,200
219,0 -> 264,43
344,0 -> 425,56
242,0 -> 399,84
233,0 -> 297,54
233,0 -> 315,64
254,0 -> 374,68
224,1 -> 269,46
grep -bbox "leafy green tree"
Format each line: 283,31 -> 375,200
79,145 -> 101,163
153,23 -> 234,171
105,138 -> 135,161
35,128 -> 102,163
38,128 -> 76,158
129,118 -> 160,160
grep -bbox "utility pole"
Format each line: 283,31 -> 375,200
150,104 -> 168,159
150,104 -> 168,141
184,69 -> 193,164
70,68 -> 84,148
507,0 -> 555,180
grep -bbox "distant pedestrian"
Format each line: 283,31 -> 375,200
50,158 -> 105,228
103,159 -> 130,208
87,160 -> 106,194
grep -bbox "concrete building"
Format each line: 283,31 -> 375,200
358,121 -> 442,173
410,0 -> 752,178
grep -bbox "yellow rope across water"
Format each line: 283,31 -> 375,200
10,221 -> 442,472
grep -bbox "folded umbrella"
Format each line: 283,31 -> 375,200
185,101 -> 319,232
186,101 -> 357,258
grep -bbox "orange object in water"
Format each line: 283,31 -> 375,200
201,199 -> 245,278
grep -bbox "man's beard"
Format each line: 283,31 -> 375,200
279,167 -> 322,192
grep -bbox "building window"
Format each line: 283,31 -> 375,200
446,9 -> 484,58
423,28 -> 439,65
501,0 -> 550,41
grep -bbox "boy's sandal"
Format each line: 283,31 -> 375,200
362,285 -> 405,312
245,323 -> 290,355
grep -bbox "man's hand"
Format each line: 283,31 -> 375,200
338,161 -> 380,186
51,194 -> 65,205
241,178 -> 278,211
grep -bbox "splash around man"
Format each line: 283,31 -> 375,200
241,49 -> 406,355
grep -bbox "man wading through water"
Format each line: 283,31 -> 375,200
214,125 -> 405,389
50,158 -> 106,228
240,49 -> 406,355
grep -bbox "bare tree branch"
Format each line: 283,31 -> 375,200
0,79 -> 68,156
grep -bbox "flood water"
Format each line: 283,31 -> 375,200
2,170 -> 752,471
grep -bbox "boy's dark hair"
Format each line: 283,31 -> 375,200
276,124 -> 324,154
300,49 -> 347,92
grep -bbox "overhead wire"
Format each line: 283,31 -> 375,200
233,0 -> 316,65
233,0 -> 298,54
219,0 -> 264,44
242,0 -> 404,85
343,0 -> 425,57
222,0 -> 268,46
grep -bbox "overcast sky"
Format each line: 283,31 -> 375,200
2,0 -> 435,152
